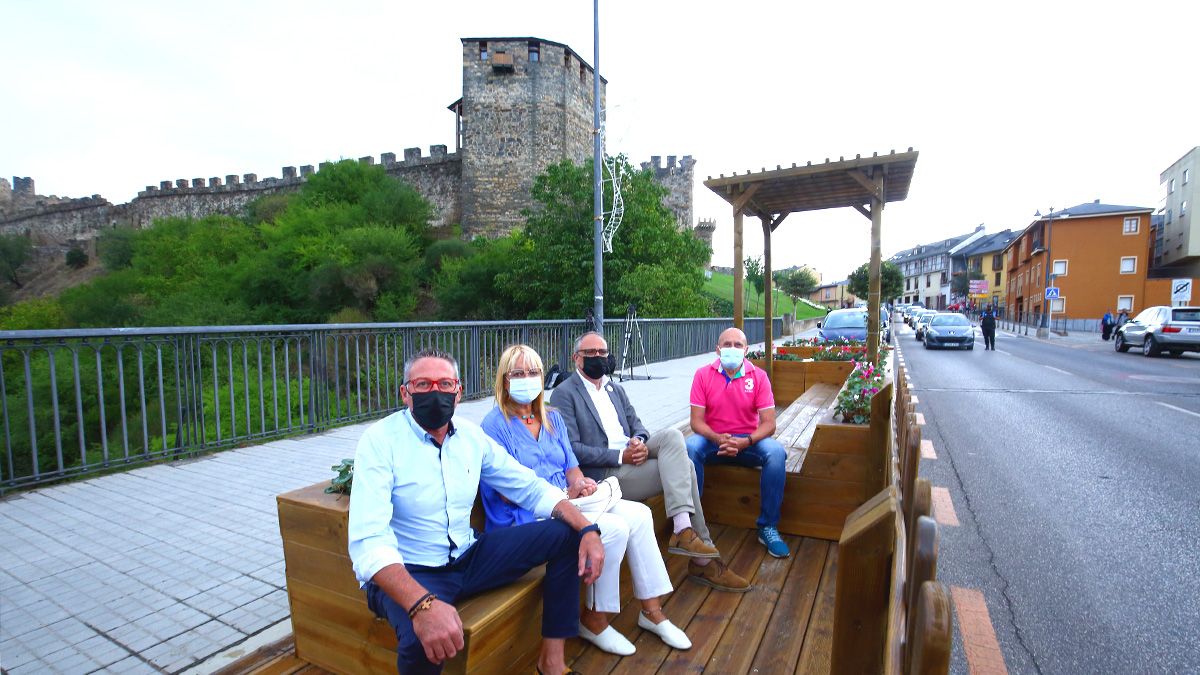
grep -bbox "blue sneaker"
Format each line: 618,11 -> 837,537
757,526 -> 790,558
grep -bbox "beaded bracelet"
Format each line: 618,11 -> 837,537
408,592 -> 437,619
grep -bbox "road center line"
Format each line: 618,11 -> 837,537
1043,365 -> 1071,375
1155,401 -> 1200,420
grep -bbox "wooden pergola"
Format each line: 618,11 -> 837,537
704,149 -> 919,375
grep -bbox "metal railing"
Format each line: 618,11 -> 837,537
0,317 -> 781,491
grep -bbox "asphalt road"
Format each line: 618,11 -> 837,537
898,322 -> 1200,674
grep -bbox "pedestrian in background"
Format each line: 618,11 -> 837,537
1101,310 -> 1115,341
980,304 -> 997,350
1117,309 -> 1130,329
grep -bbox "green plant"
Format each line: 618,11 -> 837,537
65,246 -> 89,269
326,458 -> 354,494
811,344 -> 864,361
747,350 -> 803,361
834,361 -> 886,424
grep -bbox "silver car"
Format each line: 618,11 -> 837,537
914,312 -> 937,340
1114,306 -> 1200,357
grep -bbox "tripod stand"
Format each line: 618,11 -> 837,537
616,304 -> 651,381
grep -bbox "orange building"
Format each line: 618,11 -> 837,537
1003,201 -> 1199,322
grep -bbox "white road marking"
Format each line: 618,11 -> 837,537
1043,365 -> 1070,375
1155,402 -> 1200,420
995,349 -> 1012,356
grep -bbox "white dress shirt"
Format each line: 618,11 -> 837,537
347,409 -> 564,586
583,375 -> 629,453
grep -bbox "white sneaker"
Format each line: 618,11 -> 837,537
638,613 -> 692,650
578,623 -> 636,656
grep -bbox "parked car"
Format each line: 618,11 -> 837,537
914,312 -> 937,340
817,307 -> 892,343
924,313 -> 975,350
1113,305 -> 1200,357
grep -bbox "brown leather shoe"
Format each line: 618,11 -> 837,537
688,558 -> 751,593
667,528 -> 720,558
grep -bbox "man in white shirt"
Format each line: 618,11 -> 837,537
349,349 -> 604,675
551,332 -> 750,593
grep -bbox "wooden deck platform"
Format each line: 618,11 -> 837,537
223,523 -> 836,675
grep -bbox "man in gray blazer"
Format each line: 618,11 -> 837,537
551,331 -> 750,592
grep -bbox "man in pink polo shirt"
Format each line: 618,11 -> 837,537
685,327 -> 789,558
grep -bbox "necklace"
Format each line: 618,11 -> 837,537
519,413 -> 536,425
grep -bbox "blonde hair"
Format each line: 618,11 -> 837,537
493,344 -> 553,432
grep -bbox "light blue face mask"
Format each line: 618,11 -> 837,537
719,347 -> 745,372
508,376 -> 543,405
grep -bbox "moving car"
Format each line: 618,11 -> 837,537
924,313 -> 975,350
817,307 -> 891,343
1113,305 -> 1200,357
914,312 -> 936,340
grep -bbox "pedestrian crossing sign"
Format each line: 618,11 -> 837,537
1044,287 -> 1060,299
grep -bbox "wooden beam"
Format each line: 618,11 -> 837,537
770,212 -> 789,232
732,183 -> 761,213
867,171 -> 885,362
763,215 -> 773,382
734,207 -> 744,329
853,203 -> 872,220
848,168 -> 883,199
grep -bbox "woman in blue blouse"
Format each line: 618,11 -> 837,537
481,344 -> 690,656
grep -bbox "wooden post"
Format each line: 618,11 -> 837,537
762,215 -> 773,380
868,183 -> 883,362
733,208 -> 744,330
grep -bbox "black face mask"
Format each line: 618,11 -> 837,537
409,391 -> 456,431
581,355 -> 608,379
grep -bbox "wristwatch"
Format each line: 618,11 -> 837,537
580,523 -> 602,538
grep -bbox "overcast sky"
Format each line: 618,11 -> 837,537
3,0 -> 1197,282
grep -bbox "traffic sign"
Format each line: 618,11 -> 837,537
1044,287 -> 1060,299
1172,279 -> 1193,303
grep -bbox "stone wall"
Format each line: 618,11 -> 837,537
459,38 -> 605,236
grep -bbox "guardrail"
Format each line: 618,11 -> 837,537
0,317 -> 782,491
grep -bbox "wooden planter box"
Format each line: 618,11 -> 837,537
752,358 -> 807,402
803,360 -> 856,390
777,345 -> 818,358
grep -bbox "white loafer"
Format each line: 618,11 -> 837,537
578,624 -> 636,656
638,613 -> 692,650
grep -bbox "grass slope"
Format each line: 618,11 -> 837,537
703,272 -> 827,319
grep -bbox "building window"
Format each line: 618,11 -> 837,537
1183,200 -> 1188,216
1117,295 -> 1134,311
1123,217 -> 1139,234
1119,256 -> 1137,274
925,275 -> 931,288
1185,168 -> 1191,185
940,272 -> 947,285
1168,209 -> 1173,224
579,62 -> 586,83
1050,297 -> 1065,313
528,41 -> 539,62
1170,178 -> 1176,194
994,271 -> 1001,286
1052,259 -> 1068,276
479,41 -> 488,60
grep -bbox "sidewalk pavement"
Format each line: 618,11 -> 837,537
0,339 -> 781,674
996,324 -> 1113,350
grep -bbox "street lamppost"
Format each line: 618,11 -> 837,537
1035,207 -> 1056,338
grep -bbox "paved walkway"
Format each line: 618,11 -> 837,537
0,341 -> 784,674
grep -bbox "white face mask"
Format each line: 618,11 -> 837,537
719,347 -> 745,371
508,376 -> 543,404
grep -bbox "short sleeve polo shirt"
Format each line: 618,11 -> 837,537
689,358 -> 775,434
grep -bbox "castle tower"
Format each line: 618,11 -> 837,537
641,155 -> 695,230
456,37 -> 606,237
0,178 -> 11,212
693,218 -> 716,264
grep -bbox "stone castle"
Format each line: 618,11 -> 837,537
1,37 -> 711,253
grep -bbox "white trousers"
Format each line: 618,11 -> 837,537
585,499 -> 674,613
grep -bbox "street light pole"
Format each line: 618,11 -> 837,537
591,0 -> 604,329
1037,207 -> 1055,338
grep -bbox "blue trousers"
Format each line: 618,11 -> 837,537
685,433 -> 786,528
365,519 -> 580,674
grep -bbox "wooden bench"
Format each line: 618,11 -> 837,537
697,378 -> 893,541
277,485 -> 668,675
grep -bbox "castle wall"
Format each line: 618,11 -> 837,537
384,147 -> 462,229
459,38 -> 605,236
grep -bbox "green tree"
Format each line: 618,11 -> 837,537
743,256 -> 763,312
490,157 -> 709,319
0,297 -> 69,330
847,260 -> 904,303
951,270 -> 985,297
0,234 -> 32,288
97,227 -> 137,270
433,237 -> 524,320
65,246 -> 89,269
776,267 -> 819,315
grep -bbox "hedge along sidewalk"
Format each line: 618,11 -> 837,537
0,336 -> 788,675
